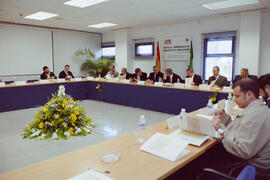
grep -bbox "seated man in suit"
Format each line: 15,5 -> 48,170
148,65 -> 164,82
105,65 -> 119,79
233,68 -> 257,84
119,67 -> 132,80
59,65 -> 74,80
211,79 -> 270,177
185,68 -> 202,86
258,74 -> 270,108
163,68 -> 182,84
40,66 -> 57,80
133,68 -> 147,81
208,66 -> 228,88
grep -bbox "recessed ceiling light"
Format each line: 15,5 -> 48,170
202,0 -> 260,10
64,0 -> 110,8
24,11 -> 58,20
88,23 -> 117,28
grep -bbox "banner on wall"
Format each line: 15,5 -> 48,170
162,36 -> 191,62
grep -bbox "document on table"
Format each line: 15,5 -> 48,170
180,113 -> 221,138
167,115 -> 180,129
69,169 -> 114,180
169,129 -> 209,146
140,132 -> 189,162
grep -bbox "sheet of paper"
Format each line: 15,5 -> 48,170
169,129 -> 209,146
69,169 -> 114,180
140,132 -> 189,162
167,115 -> 180,129
179,113 -> 221,138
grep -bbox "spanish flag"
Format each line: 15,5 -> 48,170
156,42 -> 161,71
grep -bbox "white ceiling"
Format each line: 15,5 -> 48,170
0,0 -> 269,33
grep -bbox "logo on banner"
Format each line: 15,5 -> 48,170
164,39 -> 172,45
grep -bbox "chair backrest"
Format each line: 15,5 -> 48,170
236,165 -> 256,180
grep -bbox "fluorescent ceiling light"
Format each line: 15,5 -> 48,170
24,11 -> 58,20
64,0 -> 110,8
88,23 -> 117,28
202,0 -> 260,10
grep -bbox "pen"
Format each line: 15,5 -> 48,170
89,168 -> 111,174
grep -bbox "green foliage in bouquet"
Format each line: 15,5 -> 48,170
22,85 -> 95,140
75,48 -> 115,77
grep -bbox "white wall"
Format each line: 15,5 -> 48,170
260,11 -> 270,75
115,29 -> 128,72
238,11 -> 261,75
0,24 -> 101,81
103,10 -> 265,78
53,29 -> 101,77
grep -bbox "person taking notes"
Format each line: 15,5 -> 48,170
133,68 -> 147,81
59,65 -> 74,80
148,65 -> 164,82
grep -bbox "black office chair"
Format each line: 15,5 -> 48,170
196,165 -> 256,180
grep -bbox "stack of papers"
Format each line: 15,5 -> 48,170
169,129 -> 209,146
69,169 -> 114,180
140,132 -> 189,162
180,114 -> 221,138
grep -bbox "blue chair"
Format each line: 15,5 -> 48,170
196,165 -> 256,180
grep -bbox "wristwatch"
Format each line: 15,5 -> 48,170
217,128 -> 224,135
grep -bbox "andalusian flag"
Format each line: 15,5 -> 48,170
189,40 -> 193,69
156,42 -> 161,71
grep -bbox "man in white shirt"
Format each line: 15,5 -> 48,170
105,65 -> 119,79
210,79 -> 270,178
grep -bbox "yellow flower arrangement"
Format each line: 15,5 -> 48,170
39,122 -> 44,129
22,85 -> 95,140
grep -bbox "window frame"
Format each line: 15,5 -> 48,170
203,36 -> 236,81
134,42 -> 155,58
101,43 -> 115,59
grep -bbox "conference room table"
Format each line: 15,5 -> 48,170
0,79 -> 231,114
0,111 -> 218,180
0,79 -> 233,179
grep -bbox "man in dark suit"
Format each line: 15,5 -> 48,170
185,68 -> 202,86
148,65 -> 164,82
120,67 -> 132,80
59,65 -> 74,80
163,68 -> 183,83
133,68 -> 147,81
208,66 -> 228,88
258,74 -> 270,108
233,68 -> 257,84
40,66 -> 57,80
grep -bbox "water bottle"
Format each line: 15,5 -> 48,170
226,93 -> 233,114
179,108 -> 186,128
207,99 -> 213,109
138,115 -> 146,143
229,81 -> 233,88
202,80 -> 206,84
179,108 -> 186,120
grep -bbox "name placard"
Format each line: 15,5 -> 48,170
154,82 -> 163,86
137,81 -> 145,85
0,82 -> 5,87
15,81 -> 26,85
57,79 -> 66,82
